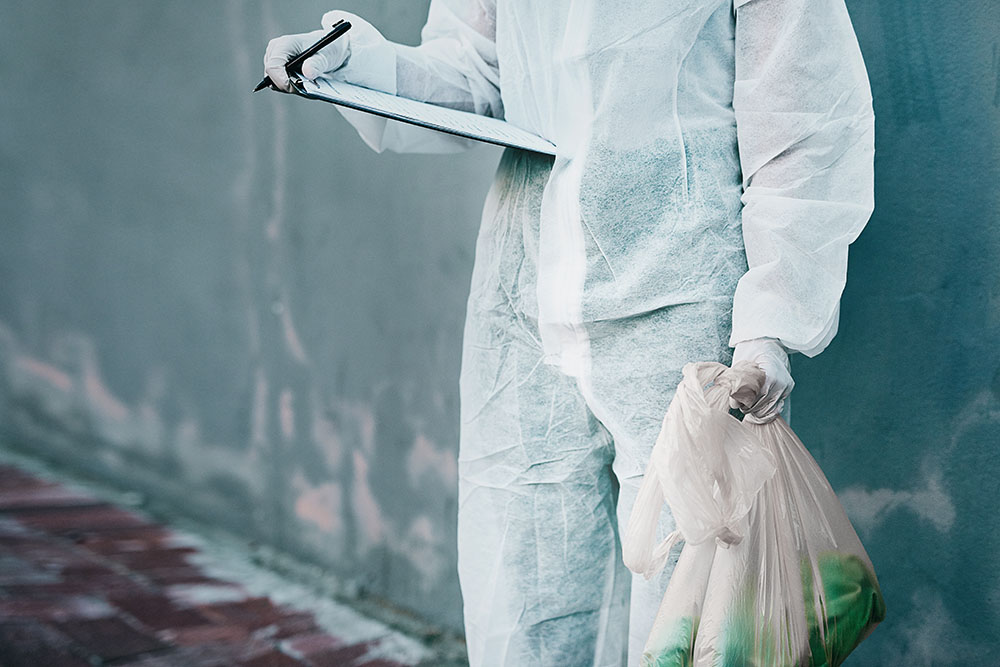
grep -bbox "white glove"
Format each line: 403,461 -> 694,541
729,338 -> 794,424
264,27 -> 348,93
263,11 -> 394,94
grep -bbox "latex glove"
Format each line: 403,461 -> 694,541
729,338 -> 794,424
263,11 -> 394,94
264,27 -> 349,92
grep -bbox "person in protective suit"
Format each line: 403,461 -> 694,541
264,2 -> 874,665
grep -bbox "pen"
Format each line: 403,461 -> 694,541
253,19 -> 352,93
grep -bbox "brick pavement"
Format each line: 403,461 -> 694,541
0,463 -> 432,666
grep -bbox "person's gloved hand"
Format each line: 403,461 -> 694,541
263,11 -> 393,93
729,338 -> 794,424
264,27 -> 349,93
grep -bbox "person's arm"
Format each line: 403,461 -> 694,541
729,0 -> 875,359
264,1 -> 501,153
390,0 -> 501,116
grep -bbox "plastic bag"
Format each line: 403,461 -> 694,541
622,361 -> 886,667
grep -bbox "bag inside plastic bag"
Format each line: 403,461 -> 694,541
623,361 -> 886,667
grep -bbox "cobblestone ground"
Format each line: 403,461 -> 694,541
0,462 -> 452,666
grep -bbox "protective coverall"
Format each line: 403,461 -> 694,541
273,1 -> 875,664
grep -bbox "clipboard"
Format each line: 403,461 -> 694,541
286,76 -> 557,156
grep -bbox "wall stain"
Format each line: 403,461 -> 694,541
351,448 -> 385,554
279,387 -> 295,441
407,433 -> 457,487
292,471 -> 344,535
839,462 -> 955,536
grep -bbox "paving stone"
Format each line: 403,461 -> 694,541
0,620 -> 91,666
226,639 -> 307,666
0,515 -> 32,538
115,643 -> 245,667
251,611 -> 321,641
280,631 -> 347,659
2,570 -> 147,598
53,615 -> 170,661
0,485 -> 103,511
108,590 -> 215,631
300,639 -> 380,666
159,622 -> 253,646
195,596 -> 294,632
9,504 -> 152,536
141,566 -> 224,586
76,526 -> 178,555
236,649 -> 306,667
164,581 -> 249,606
0,553 -> 63,585
157,637 -> 287,665
0,465 -> 53,491
4,538 -> 107,570
60,561 -> 127,580
108,546 -> 199,571
0,594 -> 116,622
113,649 -> 214,667
0,462 -> 432,667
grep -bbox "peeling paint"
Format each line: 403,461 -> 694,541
292,471 -> 343,535
310,390 -> 344,471
14,357 -> 73,392
250,367 -> 269,456
839,464 -> 956,535
279,387 -> 296,441
351,449 -> 384,552
280,304 -> 309,364
400,515 -> 446,591
407,433 -> 457,488
880,588 -> 993,665
81,357 -> 130,423
335,401 -> 376,456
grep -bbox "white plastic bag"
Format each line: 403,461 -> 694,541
623,361 -> 886,667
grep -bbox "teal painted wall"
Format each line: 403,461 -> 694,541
1,1 -> 997,662
791,2 -> 1000,663
0,0 -> 500,634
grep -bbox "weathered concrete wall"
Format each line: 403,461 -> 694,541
1,0 -> 998,662
791,2 -> 1000,663
0,0 -> 500,633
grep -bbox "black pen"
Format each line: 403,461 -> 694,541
253,19 -> 352,93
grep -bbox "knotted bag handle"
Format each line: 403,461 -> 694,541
621,361 -> 771,580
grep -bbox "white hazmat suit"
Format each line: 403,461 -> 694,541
267,1 -> 875,664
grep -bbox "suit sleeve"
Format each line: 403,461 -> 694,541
729,0 -> 875,356
332,0 -> 501,154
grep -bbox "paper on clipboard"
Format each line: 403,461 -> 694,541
289,77 -> 557,156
